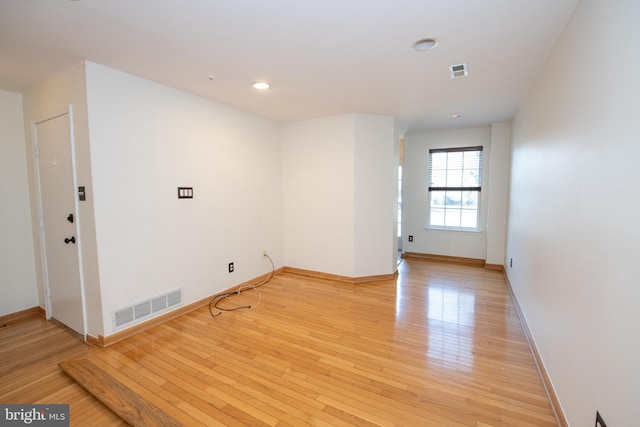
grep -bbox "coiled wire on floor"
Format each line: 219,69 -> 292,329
208,253 -> 275,317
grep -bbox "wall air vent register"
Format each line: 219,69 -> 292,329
112,288 -> 183,330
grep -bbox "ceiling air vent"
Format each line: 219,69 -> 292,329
449,63 -> 468,79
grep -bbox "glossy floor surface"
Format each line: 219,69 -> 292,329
0,314 -> 126,425
1,259 -> 557,426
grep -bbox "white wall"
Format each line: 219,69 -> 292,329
84,63 -> 283,336
485,122 -> 511,265
0,90 -> 38,316
282,114 -> 398,278
21,63 -> 104,335
353,114 -> 398,276
402,126 -> 493,260
282,115 -> 356,276
506,0 -> 640,425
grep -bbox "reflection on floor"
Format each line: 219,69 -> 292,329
55,258 -> 557,426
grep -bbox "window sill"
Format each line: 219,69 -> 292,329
425,226 -> 483,233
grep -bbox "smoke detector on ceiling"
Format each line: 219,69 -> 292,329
449,63 -> 468,79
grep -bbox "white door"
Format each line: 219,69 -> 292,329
36,112 -> 85,337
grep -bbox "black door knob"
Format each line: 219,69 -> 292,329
64,236 -> 76,244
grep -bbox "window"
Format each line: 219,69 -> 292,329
428,146 -> 483,230
397,165 -> 402,238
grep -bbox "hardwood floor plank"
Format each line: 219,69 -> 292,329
60,359 -> 183,427
91,351 -> 209,426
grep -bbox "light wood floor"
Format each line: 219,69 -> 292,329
0,311 -> 126,425
0,259 -> 557,426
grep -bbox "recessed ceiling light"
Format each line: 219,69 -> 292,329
252,81 -> 270,90
413,38 -> 439,51
449,114 -> 461,119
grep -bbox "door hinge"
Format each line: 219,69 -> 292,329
39,217 -> 45,229
34,145 -> 39,158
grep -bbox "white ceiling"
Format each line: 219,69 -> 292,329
0,0 -> 577,134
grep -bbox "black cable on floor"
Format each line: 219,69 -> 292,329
208,253 -> 275,318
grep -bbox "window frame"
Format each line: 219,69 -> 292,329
426,146 -> 483,232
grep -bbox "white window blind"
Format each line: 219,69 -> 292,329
428,146 -> 483,230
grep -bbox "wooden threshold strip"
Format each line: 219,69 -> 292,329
60,359 -> 183,427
